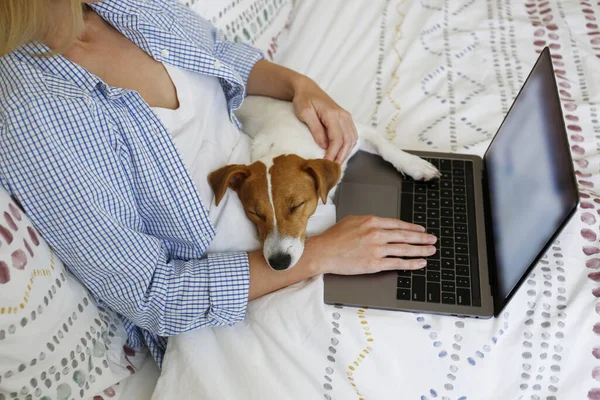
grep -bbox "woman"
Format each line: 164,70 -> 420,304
0,0 -> 437,367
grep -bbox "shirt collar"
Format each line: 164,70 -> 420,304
16,42 -> 101,94
14,0 -> 141,95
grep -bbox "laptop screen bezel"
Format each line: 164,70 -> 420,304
482,47 -> 580,316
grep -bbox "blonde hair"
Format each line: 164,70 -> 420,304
0,0 -> 85,57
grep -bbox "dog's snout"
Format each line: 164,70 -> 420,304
267,253 -> 292,271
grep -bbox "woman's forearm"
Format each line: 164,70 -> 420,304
247,237 -> 322,301
246,59 -> 308,100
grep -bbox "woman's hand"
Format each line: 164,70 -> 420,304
303,216 -> 437,275
246,60 -> 358,163
246,215 -> 435,300
291,78 -> 358,163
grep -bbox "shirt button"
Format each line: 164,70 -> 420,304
179,178 -> 185,186
204,233 -> 211,240
213,60 -> 222,69
161,49 -> 170,58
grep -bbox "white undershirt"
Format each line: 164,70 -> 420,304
151,64 -> 259,253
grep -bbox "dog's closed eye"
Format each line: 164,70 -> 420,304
289,201 -> 306,214
249,208 -> 267,221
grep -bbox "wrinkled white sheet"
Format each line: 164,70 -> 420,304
153,0 -> 600,399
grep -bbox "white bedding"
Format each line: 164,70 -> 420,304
153,0 -> 600,399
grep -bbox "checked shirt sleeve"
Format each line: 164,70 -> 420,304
0,111 -> 250,337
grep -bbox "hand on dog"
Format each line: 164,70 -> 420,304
304,215 -> 437,275
292,78 -> 358,164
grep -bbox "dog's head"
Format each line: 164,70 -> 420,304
208,154 -> 341,271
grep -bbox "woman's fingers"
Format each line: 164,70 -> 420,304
377,257 -> 428,271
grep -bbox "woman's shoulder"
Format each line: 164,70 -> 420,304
0,53 -> 51,113
0,54 -> 92,136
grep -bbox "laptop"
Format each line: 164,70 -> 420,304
326,47 -> 579,318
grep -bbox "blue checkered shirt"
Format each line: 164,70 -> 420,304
0,0 -> 263,367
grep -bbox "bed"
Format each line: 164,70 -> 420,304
148,0 -> 600,399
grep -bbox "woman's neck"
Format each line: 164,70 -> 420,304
42,3 -> 92,51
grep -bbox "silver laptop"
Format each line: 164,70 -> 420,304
325,47 -> 579,318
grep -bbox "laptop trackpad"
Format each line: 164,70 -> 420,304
336,182 -> 399,221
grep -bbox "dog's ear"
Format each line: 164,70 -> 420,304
303,159 -> 342,204
208,164 -> 251,206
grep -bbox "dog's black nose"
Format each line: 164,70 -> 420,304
268,253 -> 292,270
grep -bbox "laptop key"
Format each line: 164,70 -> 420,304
455,233 -> 467,243
428,219 -> 439,229
454,186 -> 466,195
456,244 -> 469,254
400,193 -> 413,222
456,265 -> 470,276
442,281 -> 455,292
427,271 -> 441,282
415,194 -> 427,203
453,177 -> 465,185
452,160 -> 464,169
441,198 -> 453,208
457,276 -> 470,288
440,180 -> 452,189
427,283 -> 441,303
413,268 -> 426,275
427,199 -> 440,209
441,237 -> 454,248
454,204 -> 466,213
456,254 -> 469,265
440,159 -> 452,171
454,195 -> 466,203
414,213 -> 426,223
415,184 -> 427,194
428,209 -> 440,219
412,276 -> 426,301
428,182 -> 440,190
415,203 -> 426,213
457,288 -> 471,306
397,288 -> 411,300
441,259 -> 454,269
427,260 -> 440,270
442,227 -> 454,237
455,213 -> 467,223
442,270 -> 455,280
398,270 -> 411,277
442,292 -> 456,304
429,228 -> 440,238
428,191 -> 439,200
455,223 -> 468,233
441,208 -> 452,217
441,217 -> 453,227
453,168 -> 465,176
429,158 -> 440,168
397,277 -> 411,288
441,248 -> 454,258
441,189 -> 453,198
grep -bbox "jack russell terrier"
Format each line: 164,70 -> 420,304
208,96 -> 440,271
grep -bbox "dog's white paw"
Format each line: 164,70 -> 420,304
400,155 -> 441,181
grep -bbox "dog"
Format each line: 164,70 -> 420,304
208,96 -> 440,271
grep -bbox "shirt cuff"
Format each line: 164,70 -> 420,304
206,251 -> 250,325
216,41 -> 264,88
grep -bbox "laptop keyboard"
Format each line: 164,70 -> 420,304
397,158 -> 481,307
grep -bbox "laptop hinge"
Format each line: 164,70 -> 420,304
481,164 -> 499,299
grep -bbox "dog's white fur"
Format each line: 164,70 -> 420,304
235,96 -> 439,268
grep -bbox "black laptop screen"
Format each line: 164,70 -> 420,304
484,48 -> 579,310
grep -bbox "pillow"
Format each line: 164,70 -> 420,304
0,187 -> 140,400
186,0 -> 294,61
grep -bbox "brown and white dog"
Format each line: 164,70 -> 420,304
208,96 -> 440,271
